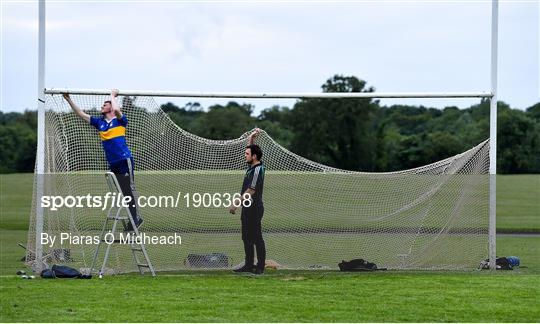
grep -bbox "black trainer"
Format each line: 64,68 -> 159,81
233,265 -> 254,273
252,267 -> 264,275
124,218 -> 143,232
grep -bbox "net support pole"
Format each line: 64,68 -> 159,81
488,0 -> 499,271
35,0 -> 46,273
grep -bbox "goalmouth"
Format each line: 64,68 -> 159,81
28,89 -> 496,273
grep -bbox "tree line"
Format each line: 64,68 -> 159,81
2,75 -> 539,173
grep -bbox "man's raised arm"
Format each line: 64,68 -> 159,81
110,89 -> 122,119
63,93 -> 90,123
248,128 -> 261,145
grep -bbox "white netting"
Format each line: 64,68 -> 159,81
27,94 -> 489,272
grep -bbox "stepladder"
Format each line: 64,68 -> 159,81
91,172 -> 156,277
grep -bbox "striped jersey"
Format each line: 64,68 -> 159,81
242,162 -> 265,207
90,115 -> 132,165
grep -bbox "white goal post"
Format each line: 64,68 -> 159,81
34,0 -> 499,272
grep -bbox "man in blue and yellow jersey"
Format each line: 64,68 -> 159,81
63,89 -> 143,231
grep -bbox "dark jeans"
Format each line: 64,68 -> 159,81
109,158 -> 141,224
241,205 -> 266,269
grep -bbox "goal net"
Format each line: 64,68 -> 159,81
26,94 -> 489,273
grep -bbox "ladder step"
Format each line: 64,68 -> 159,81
101,239 -> 141,244
108,216 -> 129,220
102,239 -> 123,243
137,264 -> 150,268
102,239 -> 137,244
131,247 -> 143,252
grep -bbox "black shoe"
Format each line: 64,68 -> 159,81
233,265 -> 254,273
252,267 -> 264,275
124,218 -> 143,232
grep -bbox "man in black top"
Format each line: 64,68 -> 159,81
229,129 -> 266,274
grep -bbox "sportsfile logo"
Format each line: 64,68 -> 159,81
41,192 -> 134,211
40,192 -> 252,211
41,192 -> 131,211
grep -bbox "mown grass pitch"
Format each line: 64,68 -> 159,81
1,264 -> 539,322
1,173 -> 539,322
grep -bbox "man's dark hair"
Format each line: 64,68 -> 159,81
247,144 -> 263,161
104,100 -> 112,105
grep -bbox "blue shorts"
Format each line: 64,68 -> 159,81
109,157 -> 135,177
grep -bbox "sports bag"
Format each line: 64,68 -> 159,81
338,258 -> 378,271
40,265 -> 82,278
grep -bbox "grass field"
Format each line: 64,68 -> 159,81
1,173 -> 539,322
1,267 -> 539,322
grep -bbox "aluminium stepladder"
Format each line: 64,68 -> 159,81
90,172 -> 156,277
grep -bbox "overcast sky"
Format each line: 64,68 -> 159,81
1,0 -> 538,114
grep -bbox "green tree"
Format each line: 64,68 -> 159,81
256,106 -> 294,148
161,102 -> 204,133
526,102 -> 540,121
0,111 -> 37,173
191,102 -> 256,139
497,107 -> 540,173
288,75 -> 378,171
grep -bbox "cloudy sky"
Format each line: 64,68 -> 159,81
1,0 -> 538,114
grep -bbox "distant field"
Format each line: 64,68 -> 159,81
496,174 -> 540,231
0,173 -> 539,322
0,174 -> 34,231
1,173 -> 538,232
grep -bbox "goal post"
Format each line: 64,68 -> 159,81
32,0 -> 500,273
34,0 -> 46,273
489,0 -> 499,272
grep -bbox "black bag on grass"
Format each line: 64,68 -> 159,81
339,259 -> 378,272
479,257 -> 514,270
41,265 -> 82,278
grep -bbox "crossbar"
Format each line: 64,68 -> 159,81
45,88 -> 493,99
